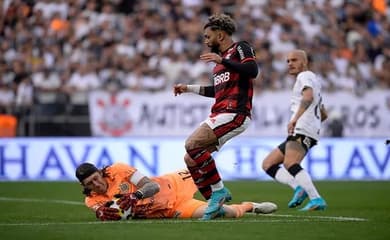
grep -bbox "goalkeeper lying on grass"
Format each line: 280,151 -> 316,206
75,162 -> 277,221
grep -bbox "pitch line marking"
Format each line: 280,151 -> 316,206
262,214 -> 367,222
0,217 -> 368,227
0,197 -> 84,206
0,196 -> 368,226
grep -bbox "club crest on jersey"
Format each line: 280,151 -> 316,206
119,183 -> 130,193
303,137 -> 311,149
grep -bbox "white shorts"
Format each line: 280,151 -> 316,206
202,113 -> 250,150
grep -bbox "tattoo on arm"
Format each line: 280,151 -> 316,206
136,178 -> 160,199
293,98 -> 312,122
301,99 -> 312,110
301,86 -> 313,110
320,104 -> 328,122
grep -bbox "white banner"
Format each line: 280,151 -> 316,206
0,137 -> 389,181
89,90 -> 390,137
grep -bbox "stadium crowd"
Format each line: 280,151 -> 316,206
0,0 -> 389,135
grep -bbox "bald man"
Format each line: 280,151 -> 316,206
261,50 -> 328,211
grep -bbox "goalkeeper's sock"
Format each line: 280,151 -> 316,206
230,203 -> 252,218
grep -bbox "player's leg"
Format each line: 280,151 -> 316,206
184,123 -> 221,200
242,201 -> 278,214
194,201 -> 277,218
185,114 -> 250,220
184,124 -> 232,220
190,202 -> 252,218
220,202 -> 253,218
176,199 -> 207,219
198,113 -> 250,220
284,135 -> 326,210
169,171 -> 208,219
262,143 -> 298,190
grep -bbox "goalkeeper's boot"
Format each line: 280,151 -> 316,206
201,187 -> 232,220
299,197 -> 327,211
250,202 -> 278,214
288,186 -> 308,208
215,206 -> 226,218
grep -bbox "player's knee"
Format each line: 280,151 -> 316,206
184,138 -> 195,152
286,163 -> 303,177
264,163 -> 280,178
262,160 -> 272,171
262,154 -> 281,172
184,153 -> 196,167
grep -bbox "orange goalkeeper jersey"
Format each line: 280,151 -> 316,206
84,163 -> 199,218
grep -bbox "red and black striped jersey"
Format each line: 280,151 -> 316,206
210,41 -> 256,117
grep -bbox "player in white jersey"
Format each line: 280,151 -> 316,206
291,70 -> 322,141
261,50 -> 328,211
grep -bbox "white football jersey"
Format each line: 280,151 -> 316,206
290,70 -> 323,140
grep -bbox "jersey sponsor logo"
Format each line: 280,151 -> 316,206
237,45 -> 245,60
214,72 -> 230,85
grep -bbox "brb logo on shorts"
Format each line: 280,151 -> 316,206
214,72 -> 230,86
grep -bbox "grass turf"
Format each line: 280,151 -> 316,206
0,181 -> 389,240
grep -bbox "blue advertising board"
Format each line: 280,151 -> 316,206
0,137 -> 388,181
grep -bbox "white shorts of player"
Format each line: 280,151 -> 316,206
202,113 -> 251,151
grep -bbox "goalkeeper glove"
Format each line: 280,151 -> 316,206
114,191 -> 142,211
95,202 -> 121,221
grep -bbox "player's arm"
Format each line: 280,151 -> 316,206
199,86 -> 215,97
129,170 -> 160,199
221,42 -> 258,78
221,59 -> 258,78
173,84 -> 215,97
320,104 -> 328,122
288,86 -> 313,134
115,170 -> 160,210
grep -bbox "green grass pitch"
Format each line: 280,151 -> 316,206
0,181 -> 389,240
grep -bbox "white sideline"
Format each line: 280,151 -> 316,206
0,196 -> 368,226
260,213 -> 367,222
0,197 -> 84,205
0,217 -> 368,227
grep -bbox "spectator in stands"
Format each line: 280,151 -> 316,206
63,63 -> 101,115
0,0 -> 388,136
0,82 -> 14,114
32,67 -> 63,115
